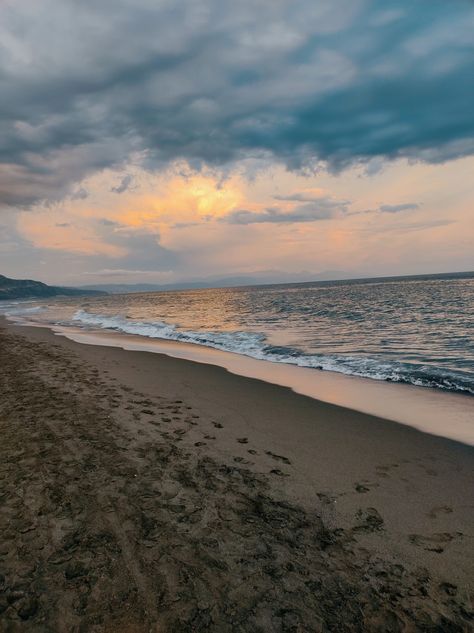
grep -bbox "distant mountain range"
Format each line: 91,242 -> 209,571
79,270 -> 357,294
3,270 -> 472,300
79,269 -> 474,294
0,275 -> 106,300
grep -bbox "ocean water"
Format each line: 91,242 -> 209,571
2,274 -> 474,396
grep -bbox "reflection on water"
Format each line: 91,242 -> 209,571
2,274 -> 474,395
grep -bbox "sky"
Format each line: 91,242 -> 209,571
0,0 -> 473,286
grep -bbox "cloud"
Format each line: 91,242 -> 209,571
98,218 -> 122,227
81,269 -> 173,278
111,174 -> 133,194
375,219 -> 455,232
379,202 -> 420,213
224,196 -> 348,224
172,222 -> 202,229
71,187 -> 89,200
0,0 -> 473,209
273,191 -> 327,202
9,211 -> 181,282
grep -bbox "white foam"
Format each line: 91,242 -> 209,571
1,304 -> 45,316
72,310 -> 474,395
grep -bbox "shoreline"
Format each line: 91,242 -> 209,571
1,317 -> 473,631
7,314 -> 474,446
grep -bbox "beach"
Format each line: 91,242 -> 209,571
0,316 -> 473,632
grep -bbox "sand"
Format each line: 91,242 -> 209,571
0,317 -> 473,632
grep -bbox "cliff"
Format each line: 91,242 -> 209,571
0,275 -> 107,300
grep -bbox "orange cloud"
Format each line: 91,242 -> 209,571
116,175 -> 244,230
16,170 -> 245,256
16,210 -> 126,256
14,157 -> 474,278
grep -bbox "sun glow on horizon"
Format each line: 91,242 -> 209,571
11,155 -> 474,282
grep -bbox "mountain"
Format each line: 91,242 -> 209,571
77,269 -> 474,295
0,275 -> 107,300
79,270 -> 358,294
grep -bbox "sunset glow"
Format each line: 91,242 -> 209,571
0,0 -> 473,285
0,3 -> 473,630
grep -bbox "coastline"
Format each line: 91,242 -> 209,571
7,313 -> 474,446
1,316 -> 473,630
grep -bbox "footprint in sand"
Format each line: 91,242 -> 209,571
270,468 -> 289,477
237,437 -> 248,444
354,481 -> 379,493
354,507 -> 384,533
317,492 -> 337,505
266,451 -> 291,465
213,422 -> 224,429
408,531 -> 462,553
234,456 -> 252,465
375,465 -> 391,478
440,582 -> 458,596
428,505 -> 453,519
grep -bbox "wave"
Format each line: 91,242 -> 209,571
71,310 -> 474,396
1,304 -> 45,316
72,309 -> 267,353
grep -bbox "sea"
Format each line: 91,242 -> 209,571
2,272 -> 473,397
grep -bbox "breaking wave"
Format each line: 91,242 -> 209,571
72,309 -> 474,396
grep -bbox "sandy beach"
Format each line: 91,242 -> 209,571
0,317 -> 473,632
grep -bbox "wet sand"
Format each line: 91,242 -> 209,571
49,324 -> 474,445
0,317 -> 473,631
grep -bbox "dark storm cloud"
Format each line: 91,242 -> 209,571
379,203 -> 420,213
0,0 -> 473,209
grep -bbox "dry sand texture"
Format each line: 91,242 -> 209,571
0,320 -> 473,632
